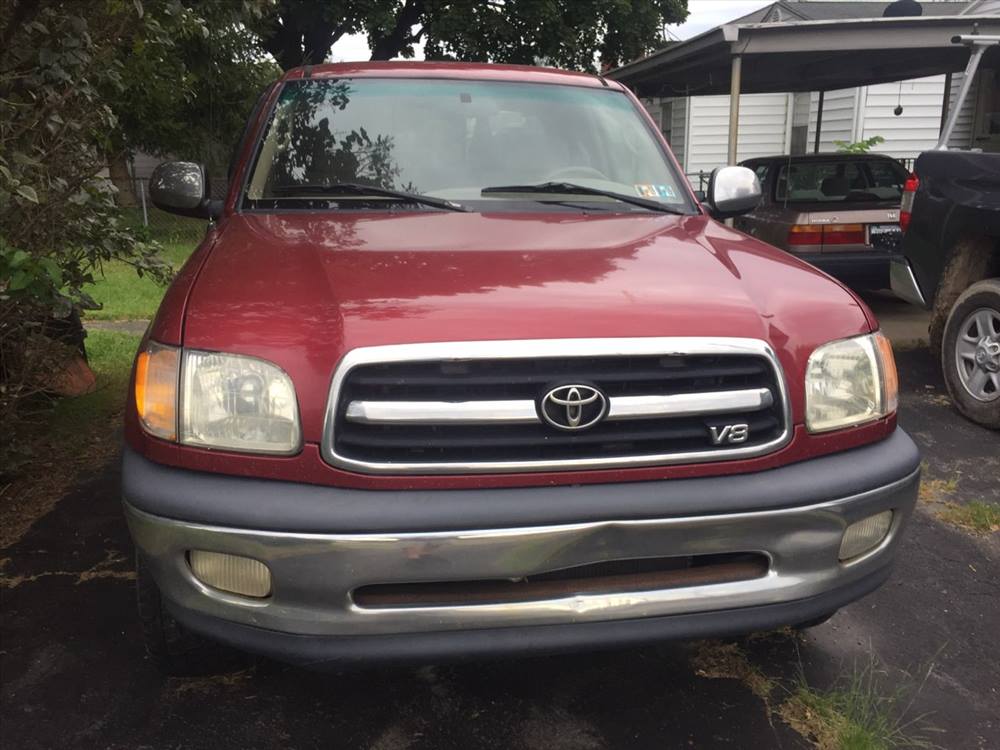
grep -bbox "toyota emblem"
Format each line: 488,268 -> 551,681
540,384 -> 608,431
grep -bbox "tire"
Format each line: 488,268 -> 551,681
136,554 -> 249,676
940,278 -> 1000,430
928,238 -> 997,364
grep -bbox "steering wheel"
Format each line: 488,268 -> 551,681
544,166 -> 610,182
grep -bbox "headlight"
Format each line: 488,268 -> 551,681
134,343 -> 300,454
181,350 -> 300,453
805,332 -> 898,433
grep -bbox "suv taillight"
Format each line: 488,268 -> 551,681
900,174 -> 919,232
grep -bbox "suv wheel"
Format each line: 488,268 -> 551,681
941,278 -> 1000,429
136,555 -> 248,676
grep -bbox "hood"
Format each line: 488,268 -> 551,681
182,211 -> 872,440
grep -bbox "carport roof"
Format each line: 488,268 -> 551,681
609,14 -> 1000,97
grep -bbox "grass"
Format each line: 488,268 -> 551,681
938,501 -> 1000,534
53,330 -> 141,434
692,640 -> 940,750
779,657 -> 939,750
917,476 -> 958,504
83,241 -> 196,321
0,330 -> 141,549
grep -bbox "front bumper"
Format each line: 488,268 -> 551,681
124,430 -> 920,662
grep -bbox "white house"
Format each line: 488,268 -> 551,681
644,0 -> 999,178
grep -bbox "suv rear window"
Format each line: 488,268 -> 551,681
775,159 -> 907,203
244,78 -> 692,211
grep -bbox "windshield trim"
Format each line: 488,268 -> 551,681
237,76 -> 698,216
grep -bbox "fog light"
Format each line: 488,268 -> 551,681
839,511 -> 893,561
189,550 -> 271,598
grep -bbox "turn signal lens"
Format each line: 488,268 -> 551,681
134,342 -> 179,440
874,331 -> 899,416
189,550 -> 272,598
839,511 -> 893,561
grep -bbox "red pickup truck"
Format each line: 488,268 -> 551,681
124,62 -> 920,674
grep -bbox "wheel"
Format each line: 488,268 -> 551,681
941,278 -> 1000,429
928,238 -> 995,363
136,554 -> 248,676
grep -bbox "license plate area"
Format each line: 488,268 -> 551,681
868,223 -> 902,250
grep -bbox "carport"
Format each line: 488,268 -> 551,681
609,14 -> 1000,164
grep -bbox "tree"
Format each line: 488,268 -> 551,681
256,0 -> 689,72
0,0 -> 163,467
255,0 -> 369,70
111,0 -> 280,190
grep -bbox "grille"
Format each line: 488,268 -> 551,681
323,339 -> 790,474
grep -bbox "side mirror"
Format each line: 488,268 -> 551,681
149,161 -> 221,220
705,166 -> 761,219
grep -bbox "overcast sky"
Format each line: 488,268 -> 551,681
328,0 -> 775,62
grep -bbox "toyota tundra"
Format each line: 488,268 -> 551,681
124,62 -> 920,674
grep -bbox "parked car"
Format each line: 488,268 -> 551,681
735,153 -> 909,290
126,62 -> 920,674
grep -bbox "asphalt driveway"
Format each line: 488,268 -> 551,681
2,348 -> 998,750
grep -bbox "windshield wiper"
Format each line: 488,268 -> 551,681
481,182 -> 686,214
268,183 -> 468,212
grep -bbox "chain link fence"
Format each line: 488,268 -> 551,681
112,176 -> 229,245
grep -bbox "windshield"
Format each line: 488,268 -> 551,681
775,159 -> 908,204
244,78 -> 692,212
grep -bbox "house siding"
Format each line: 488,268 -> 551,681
859,74 -> 978,158
684,93 -> 791,175
807,88 -> 858,151
669,97 -> 688,169
643,68 -> 983,177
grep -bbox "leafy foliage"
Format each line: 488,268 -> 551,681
0,1 -> 173,471
113,0 -> 280,173
834,135 -> 886,154
255,0 -> 689,71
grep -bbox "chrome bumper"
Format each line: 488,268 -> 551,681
125,467 -> 919,638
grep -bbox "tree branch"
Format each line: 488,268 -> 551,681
370,0 -> 425,61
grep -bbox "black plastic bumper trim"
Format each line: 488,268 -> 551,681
123,430 -> 920,534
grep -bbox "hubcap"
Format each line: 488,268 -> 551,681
954,307 -> 1000,402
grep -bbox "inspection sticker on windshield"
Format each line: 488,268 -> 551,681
635,184 -> 675,199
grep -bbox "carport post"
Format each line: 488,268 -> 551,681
728,54 -> 742,164
937,38 -> 992,149
814,91 -> 825,153
939,72 -> 952,135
